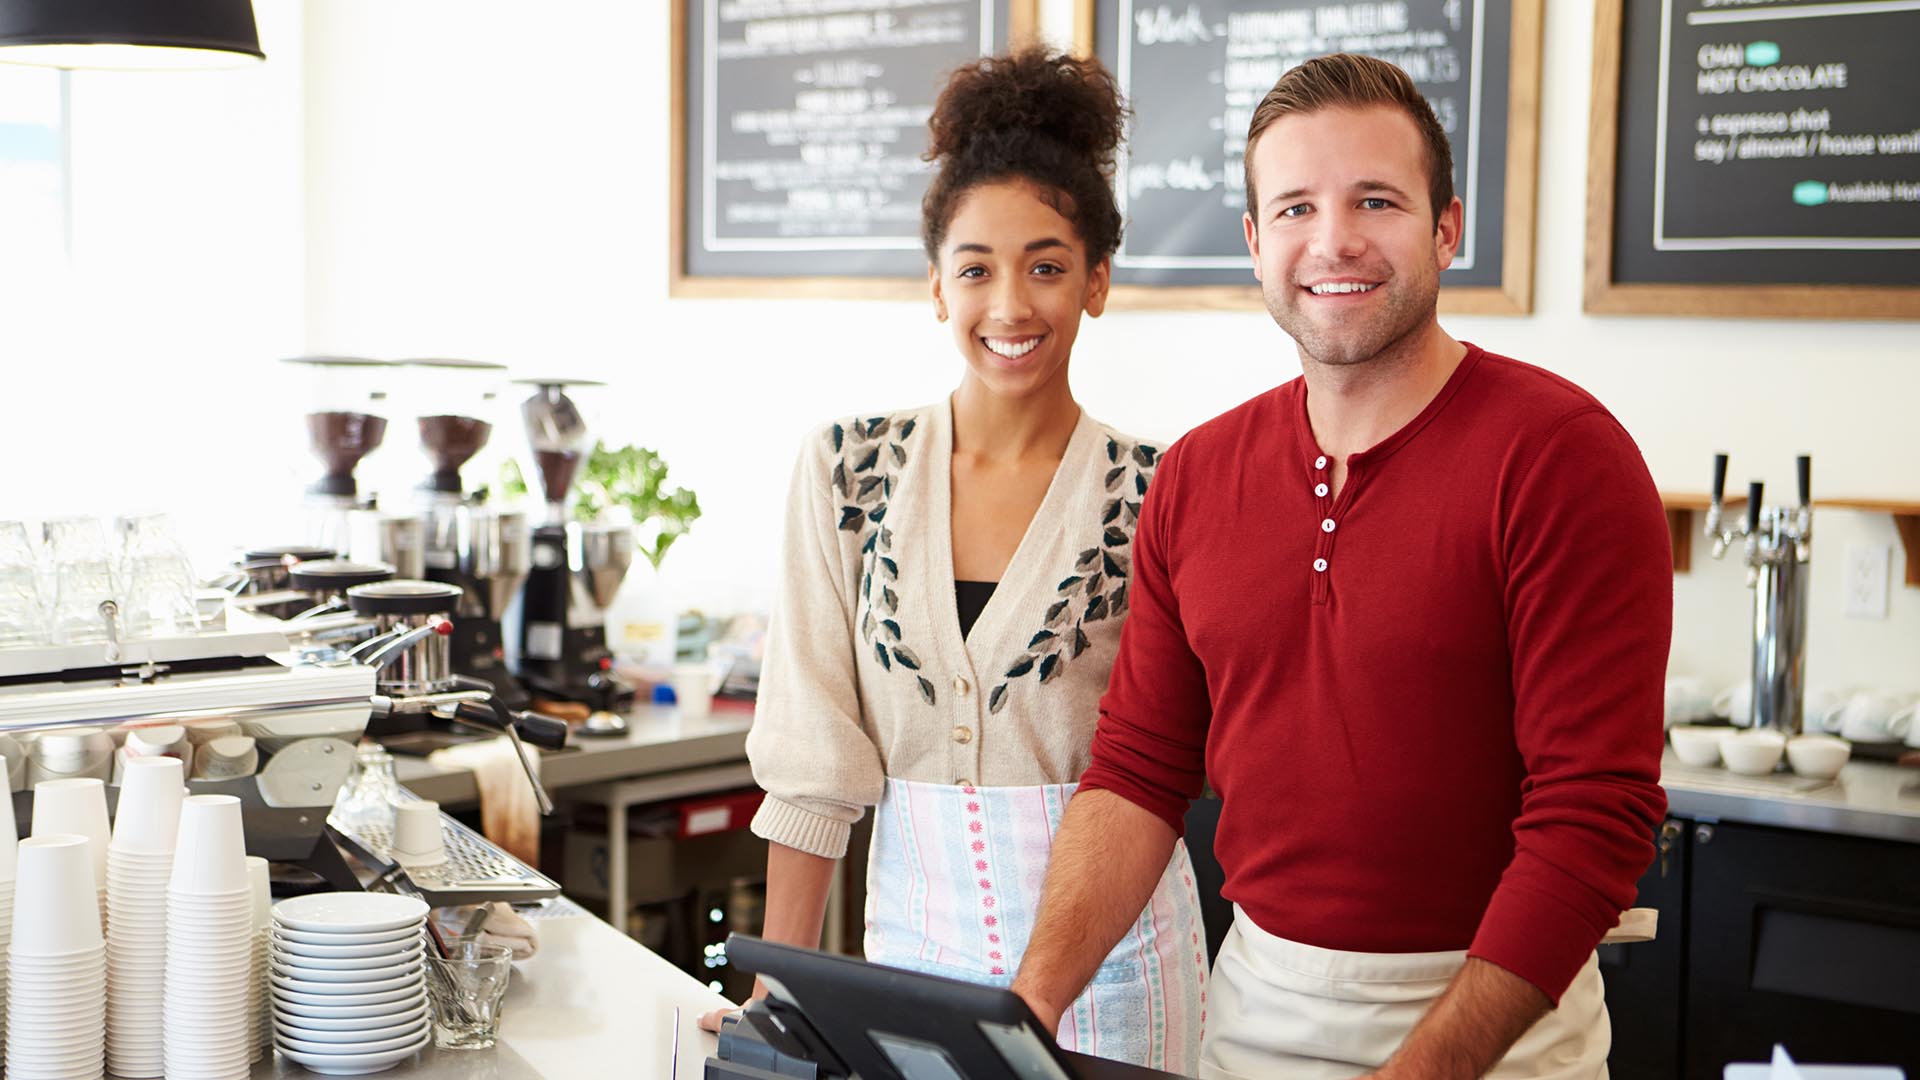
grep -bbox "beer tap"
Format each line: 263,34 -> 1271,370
1706,453 -> 1813,738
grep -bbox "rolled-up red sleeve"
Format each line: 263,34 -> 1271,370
1468,410 -> 1671,1003
1077,440 -> 1213,835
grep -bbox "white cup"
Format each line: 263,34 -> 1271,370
1663,676 -> 1715,729
0,734 -> 27,791
1713,682 -> 1752,727
391,800 -> 445,868
27,727 -> 114,784
31,777 -> 111,885
672,662 -> 716,719
1721,729 -> 1787,775
1832,692 -> 1914,744
1786,735 -> 1851,780
0,770 -> 19,880
248,855 -> 271,934
1801,685 -> 1849,735
1668,725 -> 1725,768
192,736 -> 259,780
12,835 -> 103,957
112,756 -> 186,854
182,720 -> 242,749
169,794 -> 249,896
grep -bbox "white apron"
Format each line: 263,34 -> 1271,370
1202,906 -> 1610,1080
866,778 -> 1207,1074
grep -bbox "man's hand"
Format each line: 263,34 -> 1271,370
1010,983 -> 1066,1038
1361,957 -> 1551,1080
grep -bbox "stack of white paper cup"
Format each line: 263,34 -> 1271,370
30,777 -> 111,930
0,772 -> 20,1048
105,757 -> 186,1078
163,794 -> 253,1080
247,856 -> 272,1063
7,835 -> 107,1079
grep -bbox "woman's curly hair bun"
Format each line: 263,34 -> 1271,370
921,46 -> 1128,265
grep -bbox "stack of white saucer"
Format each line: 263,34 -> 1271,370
7,834 -> 107,1079
105,757 -> 186,1078
269,893 -> 431,1076
163,794 -> 255,1080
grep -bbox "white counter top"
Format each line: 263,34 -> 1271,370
393,704 -> 754,808
1661,748 -> 1920,844
253,913 -> 729,1079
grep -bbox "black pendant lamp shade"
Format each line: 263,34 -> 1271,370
0,0 -> 264,69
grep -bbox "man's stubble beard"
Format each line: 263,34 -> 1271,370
1261,262 -> 1440,371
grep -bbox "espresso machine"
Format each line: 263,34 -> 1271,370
1706,453 -> 1814,741
401,359 -> 531,708
502,379 -> 634,713
282,356 -> 397,554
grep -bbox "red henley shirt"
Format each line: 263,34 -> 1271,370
1080,345 -> 1671,1003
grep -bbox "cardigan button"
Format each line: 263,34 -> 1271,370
952,726 -> 973,745
956,778 -> 972,787
1314,455 -> 1328,470
953,676 -> 971,696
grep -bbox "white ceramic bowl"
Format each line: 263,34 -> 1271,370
1668,725 -> 1725,768
1720,730 -> 1786,775
1786,735 -> 1851,780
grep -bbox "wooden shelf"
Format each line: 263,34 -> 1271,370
1662,495 -> 1920,585
1816,499 -> 1920,586
1659,493 -> 1745,574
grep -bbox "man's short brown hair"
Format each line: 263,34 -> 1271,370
1243,53 -> 1453,226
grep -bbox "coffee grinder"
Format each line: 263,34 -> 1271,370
282,356 -> 396,554
402,359 -> 531,707
502,379 -> 634,711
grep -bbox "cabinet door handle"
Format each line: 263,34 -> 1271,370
1694,824 -> 1715,846
1658,819 -> 1684,878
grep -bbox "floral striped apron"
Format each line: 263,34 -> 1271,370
865,777 -> 1207,1074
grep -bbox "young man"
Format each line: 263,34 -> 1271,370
1010,54 -> 1672,1079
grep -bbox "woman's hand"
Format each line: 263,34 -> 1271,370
697,977 -> 770,1033
696,1005 -> 738,1034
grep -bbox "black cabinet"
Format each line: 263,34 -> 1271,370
1601,819 -> 1688,1080
1602,818 -> 1920,1079
1683,821 -> 1920,1078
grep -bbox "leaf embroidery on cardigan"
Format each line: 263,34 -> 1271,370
987,434 -> 1159,716
832,412 -> 935,706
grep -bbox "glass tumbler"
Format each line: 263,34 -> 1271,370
425,941 -> 514,1049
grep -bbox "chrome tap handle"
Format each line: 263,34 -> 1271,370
351,617 -> 452,671
444,683 -> 563,817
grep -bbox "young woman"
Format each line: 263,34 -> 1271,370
722,46 -> 1204,1071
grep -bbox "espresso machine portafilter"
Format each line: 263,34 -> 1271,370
1706,453 -> 1813,741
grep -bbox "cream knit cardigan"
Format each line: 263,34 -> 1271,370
747,398 -> 1162,859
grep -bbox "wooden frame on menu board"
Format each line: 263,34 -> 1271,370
1585,0 -> 1920,318
1074,0 -> 1545,315
670,0 -> 1039,300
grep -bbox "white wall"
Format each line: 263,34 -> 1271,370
0,0 -> 309,563
0,0 -> 1905,697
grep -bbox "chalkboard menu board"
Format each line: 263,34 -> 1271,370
671,0 -> 1029,297
1089,0 -> 1543,313
1586,0 -> 1920,318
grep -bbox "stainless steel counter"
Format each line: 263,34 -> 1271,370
1661,749 -> 1920,845
252,912 -> 727,1080
391,703 -> 755,807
